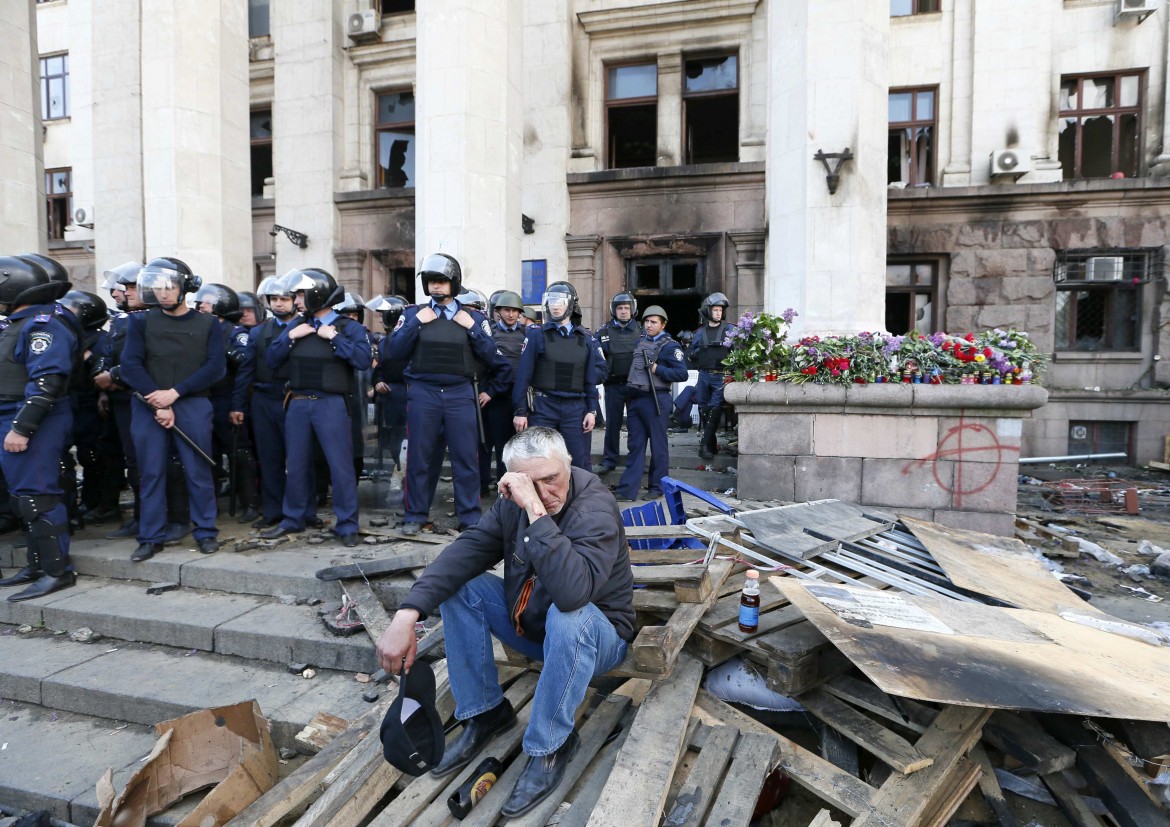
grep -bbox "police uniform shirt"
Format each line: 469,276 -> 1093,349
264,309 -> 373,378
0,305 -> 77,407
688,322 -> 733,371
383,300 -> 509,391
511,320 -> 607,416
597,318 -> 641,383
232,315 -> 293,413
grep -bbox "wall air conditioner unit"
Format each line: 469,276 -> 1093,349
347,9 -> 382,43
989,149 -> 1031,180
1084,256 -> 1125,281
73,206 -> 94,229
1116,0 -> 1158,20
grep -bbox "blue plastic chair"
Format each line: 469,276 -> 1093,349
620,477 -> 735,551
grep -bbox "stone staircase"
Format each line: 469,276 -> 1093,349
0,424 -> 737,824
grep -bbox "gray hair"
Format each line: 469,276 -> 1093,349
502,426 -> 572,471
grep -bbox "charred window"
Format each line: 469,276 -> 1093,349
1053,251 -> 1151,351
376,91 -> 415,188
250,109 -> 273,197
46,168 -> 71,240
891,0 -> 940,15
885,261 -> 938,335
683,56 -> 738,165
1068,421 -> 1133,463
381,0 -> 414,13
607,64 -> 657,169
1058,73 -> 1142,180
888,88 -> 935,186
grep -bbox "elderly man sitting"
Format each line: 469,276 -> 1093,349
376,426 -> 633,816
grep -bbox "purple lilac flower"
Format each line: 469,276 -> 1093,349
782,308 -> 798,324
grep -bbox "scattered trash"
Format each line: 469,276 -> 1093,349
703,656 -> 804,712
1152,551 -> 1170,580
278,595 -> 298,606
287,662 -> 310,675
368,516 -> 390,528
1124,564 -> 1151,581
1068,536 -> 1125,566
307,536 -> 325,545
1138,539 -> 1167,557
301,668 -> 316,679
362,689 -> 379,703
146,582 -> 180,595
70,627 -> 99,644
354,673 -> 371,684
1121,585 -> 1164,602
16,625 -> 32,633
363,535 -> 379,544
279,747 -> 298,760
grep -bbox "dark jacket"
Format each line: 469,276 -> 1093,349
401,467 -> 635,644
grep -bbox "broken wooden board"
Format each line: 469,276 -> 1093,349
340,579 -> 394,644
632,560 -> 733,674
738,500 -> 894,560
294,711 -> 349,755
798,688 -> 933,774
660,725 -> 739,827
901,516 -> 1111,617
774,578 -> 1170,720
982,710 -> 1075,775
315,548 -> 440,580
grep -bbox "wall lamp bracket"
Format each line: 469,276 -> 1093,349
814,148 -> 854,195
270,224 -> 309,248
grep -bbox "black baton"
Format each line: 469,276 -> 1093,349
132,392 -> 222,473
229,424 -> 239,517
471,378 -> 486,445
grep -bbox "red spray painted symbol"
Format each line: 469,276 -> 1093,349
903,417 -> 1018,508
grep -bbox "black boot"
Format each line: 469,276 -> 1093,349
235,451 -> 260,523
429,699 -> 517,777
0,565 -> 41,587
699,405 -> 721,460
9,572 -> 75,602
500,731 -> 580,818
10,521 -> 73,601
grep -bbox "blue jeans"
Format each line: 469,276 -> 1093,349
441,572 -> 628,756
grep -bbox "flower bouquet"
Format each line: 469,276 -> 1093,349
722,309 -> 796,381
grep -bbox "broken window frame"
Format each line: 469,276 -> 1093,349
885,259 -> 939,335
39,53 -> 69,120
682,54 -> 739,165
1053,249 -> 1152,353
1057,71 -> 1143,180
1067,420 -> 1134,464
375,90 -> 416,189
606,62 -> 658,170
45,167 -> 71,241
249,108 -> 273,198
890,0 -> 940,16
888,87 -> 936,186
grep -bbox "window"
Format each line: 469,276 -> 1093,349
607,63 -> 657,169
1053,250 -> 1151,351
250,109 -> 273,197
891,0 -> 940,15
45,168 -> 71,240
248,0 -> 270,38
885,261 -> 937,335
1058,72 -> 1142,180
376,91 -> 415,188
1068,421 -> 1132,463
888,88 -> 935,186
381,0 -> 414,13
683,56 -> 738,165
39,54 -> 69,120
521,260 -> 547,305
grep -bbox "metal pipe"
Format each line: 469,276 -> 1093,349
1018,452 -> 1127,464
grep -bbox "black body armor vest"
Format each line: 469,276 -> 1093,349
604,323 -> 640,382
254,319 -> 290,385
0,317 -> 34,401
144,309 -> 215,397
411,316 -> 477,378
287,317 -> 354,394
695,323 -> 731,370
494,326 -> 525,374
533,329 -> 588,393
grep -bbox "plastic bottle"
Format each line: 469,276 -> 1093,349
738,569 -> 761,633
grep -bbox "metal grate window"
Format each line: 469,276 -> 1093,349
1053,250 -> 1154,352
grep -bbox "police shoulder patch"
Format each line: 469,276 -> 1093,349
674,348 -> 684,361
34,314 -> 52,323
480,319 -> 492,337
520,338 -> 528,354
28,331 -> 53,354
393,316 -> 405,332
235,332 -> 250,347
597,346 -> 606,360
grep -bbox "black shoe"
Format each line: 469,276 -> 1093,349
430,700 -> 517,778
107,519 -> 139,539
163,522 -> 191,545
0,565 -> 42,587
645,488 -> 663,499
698,447 -> 714,461
260,525 -> 302,540
131,543 -> 162,562
500,731 -> 580,818
252,515 -> 280,529
596,464 -> 616,474
341,533 -> 358,548
306,517 -> 325,529
8,572 -> 76,602
401,521 -> 421,536
237,507 -> 259,524
197,537 -> 219,554
456,523 -> 478,533
615,493 -> 636,503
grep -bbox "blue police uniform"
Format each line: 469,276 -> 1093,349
95,312 -> 140,524
265,310 -> 372,537
371,331 -> 407,471
0,306 -> 77,594
384,300 -> 509,529
512,321 -> 606,470
596,318 -> 641,471
482,319 -> 525,482
120,308 -> 225,547
688,320 -> 734,455
615,331 -> 688,499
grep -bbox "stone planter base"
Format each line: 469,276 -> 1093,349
724,382 -> 1049,536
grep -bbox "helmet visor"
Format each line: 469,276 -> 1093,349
137,265 -> 186,306
101,261 -> 143,290
364,294 -> 393,312
542,290 -> 573,319
257,275 -> 293,298
284,271 -> 318,294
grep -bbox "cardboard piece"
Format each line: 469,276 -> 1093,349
94,700 -> 279,827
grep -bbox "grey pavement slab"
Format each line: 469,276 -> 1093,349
0,701 -> 158,821
0,629 -> 107,704
40,582 -> 264,652
0,577 -> 109,629
178,546 -> 348,600
39,642 -> 368,748
0,541 -> 15,568
215,602 -> 377,673
66,537 -> 200,583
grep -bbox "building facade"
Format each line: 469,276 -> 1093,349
11,0 -> 1170,463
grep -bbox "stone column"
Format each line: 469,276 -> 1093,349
1151,10 -> 1170,177
728,230 -> 766,315
272,0 -> 344,276
656,51 -> 682,167
941,0 -> 973,187
140,0 -> 252,289
334,249 -> 368,299
565,234 -> 601,329
0,0 -> 45,251
765,0 -> 887,335
416,0 -> 523,296
93,0 -> 146,270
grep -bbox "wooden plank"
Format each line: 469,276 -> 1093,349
340,579 -> 394,644
1115,719 -> 1170,776
1040,770 -> 1106,827
629,547 -> 711,564
770,729 -> 873,818
807,812 -> 842,827
675,566 -> 714,604
294,711 -> 349,755
633,560 -> 733,673
315,548 -> 438,580
918,756 -> 982,827
706,603 -> 806,644
558,724 -> 633,827
982,710 -> 1075,775
586,655 -> 705,826
364,525 -> 452,544
625,524 -> 698,539
821,675 -> 937,735
764,648 -> 852,698
969,745 -> 1020,827
661,726 -> 739,827
798,688 -> 933,774
701,733 -> 780,827
739,500 -> 890,560
632,564 -> 709,586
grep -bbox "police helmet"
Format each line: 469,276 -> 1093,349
542,280 -> 578,324
138,257 -> 201,307
101,261 -> 144,292
17,253 -> 71,301
642,305 -> 669,323
418,253 -> 462,296
699,292 -> 730,321
366,294 -> 409,330
677,329 -> 695,347
493,291 -> 524,312
456,286 -> 487,311
193,283 -> 242,322
58,290 -> 110,331
285,268 -> 344,314
238,291 -> 267,325
333,291 -> 366,323
610,291 -> 637,320
256,274 -> 295,301
0,256 -> 52,314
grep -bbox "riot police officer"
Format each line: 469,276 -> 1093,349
261,268 -> 372,546
0,257 -> 78,600
383,254 -> 509,535
333,291 -> 372,483
689,292 -> 733,460
119,258 -> 224,561
483,290 -> 525,482
238,291 -> 267,329
614,306 -> 688,501
595,292 -> 641,473
512,281 -> 605,470
367,294 -> 409,480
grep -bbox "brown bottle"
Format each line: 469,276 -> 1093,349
738,570 -> 761,633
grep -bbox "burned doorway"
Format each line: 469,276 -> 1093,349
626,257 -> 706,336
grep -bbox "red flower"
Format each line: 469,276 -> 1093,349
982,347 -> 992,357
801,366 -> 817,375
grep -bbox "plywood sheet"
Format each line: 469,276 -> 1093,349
740,500 -> 892,560
773,579 -> 1170,721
